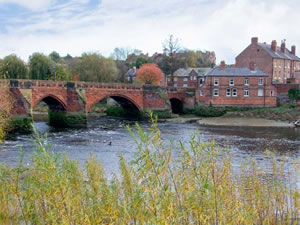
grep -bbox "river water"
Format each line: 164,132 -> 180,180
0,117 -> 299,180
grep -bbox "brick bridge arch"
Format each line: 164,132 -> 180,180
33,94 -> 68,111
87,93 -> 142,112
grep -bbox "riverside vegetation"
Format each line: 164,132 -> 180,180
0,116 -> 299,224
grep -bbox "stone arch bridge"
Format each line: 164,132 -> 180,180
1,80 -> 195,126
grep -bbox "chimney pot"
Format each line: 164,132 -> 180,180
292,45 -> 296,55
220,61 -> 226,70
281,41 -> 286,54
251,37 -> 258,44
271,40 -> 277,52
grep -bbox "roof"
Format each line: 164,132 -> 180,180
173,67 -> 212,77
207,66 -> 267,77
257,43 -> 300,61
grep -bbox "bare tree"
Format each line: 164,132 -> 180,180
162,35 -> 181,57
162,35 -> 182,86
111,47 -> 142,61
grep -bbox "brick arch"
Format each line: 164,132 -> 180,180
169,97 -> 183,114
32,94 -> 68,111
87,94 -> 142,112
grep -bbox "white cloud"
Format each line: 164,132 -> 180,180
0,0 -> 300,64
0,0 -> 54,10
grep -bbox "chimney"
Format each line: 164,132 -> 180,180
281,41 -> 286,54
220,61 -> 226,70
249,61 -> 255,71
271,40 -> 277,52
291,45 -> 296,55
251,37 -> 258,44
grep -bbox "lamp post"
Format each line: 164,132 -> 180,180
53,64 -> 56,81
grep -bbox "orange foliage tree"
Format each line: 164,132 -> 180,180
136,63 -> 163,85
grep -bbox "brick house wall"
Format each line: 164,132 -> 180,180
236,37 -> 300,84
197,66 -> 277,107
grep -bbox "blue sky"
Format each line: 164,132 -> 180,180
0,0 -> 300,64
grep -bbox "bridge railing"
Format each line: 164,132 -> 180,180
0,79 -> 145,90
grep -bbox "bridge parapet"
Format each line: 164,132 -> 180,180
1,79 -> 144,90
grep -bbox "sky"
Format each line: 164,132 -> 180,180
0,0 -> 300,64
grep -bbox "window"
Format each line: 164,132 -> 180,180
183,84 -> 188,87
199,78 -> 204,85
174,83 -> 178,87
191,76 -> 196,81
226,88 -> 231,97
270,90 -> 274,96
244,89 -> 249,97
174,77 -> 178,81
258,78 -> 263,85
244,78 -> 249,85
200,90 -> 204,96
258,89 -> 264,97
214,78 -> 219,86
232,89 -> 237,97
183,78 -> 188,81
213,89 -> 219,96
229,78 -> 234,86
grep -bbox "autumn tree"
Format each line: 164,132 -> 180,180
0,54 -> 28,79
77,53 -> 118,82
136,63 -> 163,85
0,81 -> 14,144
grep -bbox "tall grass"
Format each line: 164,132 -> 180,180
0,118 -> 299,224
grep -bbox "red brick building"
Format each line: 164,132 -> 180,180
236,37 -> 300,84
197,61 -> 277,107
167,67 -> 212,88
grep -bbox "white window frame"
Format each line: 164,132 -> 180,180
244,78 -> 249,86
244,89 -> 249,97
214,78 -> 219,86
258,78 -> 264,85
270,90 -> 274,97
226,88 -> 231,97
183,77 -> 188,81
200,90 -> 204,96
213,89 -> 219,96
183,83 -> 188,87
229,78 -> 234,86
232,88 -> 237,97
258,89 -> 264,97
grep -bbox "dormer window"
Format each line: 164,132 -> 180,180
229,78 -> 234,86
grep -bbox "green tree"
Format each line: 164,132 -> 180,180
48,64 -> 72,81
77,53 -> 118,82
0,54 -> 28,79
288,88 -> 300,101
49,51 -> 61,63
29,53 -> 52,80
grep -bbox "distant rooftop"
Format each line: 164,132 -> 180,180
258,43 -> 300,61
173,67 -> 212,77
207,66 -> 267,77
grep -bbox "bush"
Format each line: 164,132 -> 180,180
106,106 -> 142,119
9,118 -> 33,134
0,119 -> 298,224
194,106 -> 226,117
288,88 -> 300,101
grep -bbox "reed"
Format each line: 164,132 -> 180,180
0,116 -> 299,224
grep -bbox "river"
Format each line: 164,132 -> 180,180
0,117 -> 299,181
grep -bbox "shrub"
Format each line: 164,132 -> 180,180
106,105 -> 141,119
194,106 -> 226,117
288,88 -> 300,101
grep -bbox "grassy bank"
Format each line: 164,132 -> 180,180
189,104 -> 299,122
0,119 -> 298,224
